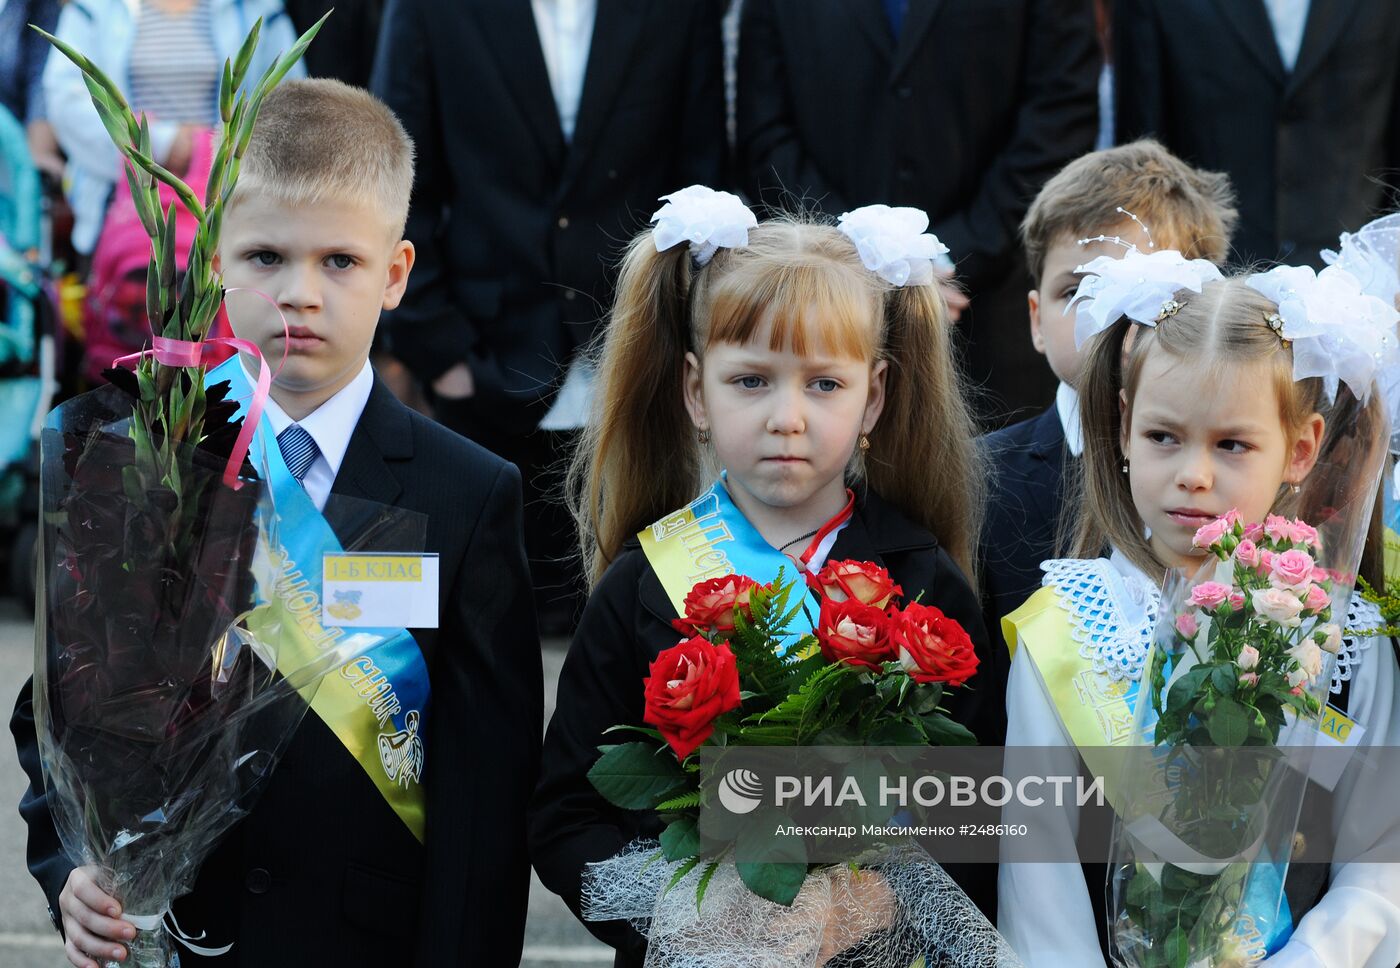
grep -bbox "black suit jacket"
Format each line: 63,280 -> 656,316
528,488 -> 1002,966
1115,0 -> 1400,267
371,0 -> 727,432
11,378 -> 543,966
736,0 -> 1100,291
283,0 -> 384,88
979,402 -> 1073,656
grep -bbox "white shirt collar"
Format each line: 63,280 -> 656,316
1263,0 -> 1311,71
251,359 -> 374,483
1055,381 -> 1084,457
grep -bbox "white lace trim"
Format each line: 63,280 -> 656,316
1336,591 -> 1382,696
1041,558 -> 1160,683
1040,561 -> 1379,695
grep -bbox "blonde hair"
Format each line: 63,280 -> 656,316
571,217 -> 985,586
1022,139 -> 1238,282
231,78 -> 415,237
1074,279 -> 1316,575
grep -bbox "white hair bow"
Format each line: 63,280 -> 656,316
1068,248 -> 1224,349
837,205 -> 950,287
651,186 -> 757,266
1322,213 -> 1400,314
1246,264 -> 1400,406
1321,214 -> 1400,491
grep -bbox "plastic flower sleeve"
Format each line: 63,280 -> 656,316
1105,384 -> 1391,968
33,384 -> 427,967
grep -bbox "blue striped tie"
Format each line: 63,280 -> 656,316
277,424 -> 320,483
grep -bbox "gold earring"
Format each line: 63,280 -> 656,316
697,428 -> 711,445
858,433 -> 871,453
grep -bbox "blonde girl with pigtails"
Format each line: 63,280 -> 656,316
528,187 -> 1007,965
997,247 -> 1400,967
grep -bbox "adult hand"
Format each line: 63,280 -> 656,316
162,125 -> 196,178
432,361 -> 476,400
936,267 -> 969,323
59,866 -> 135,968
25,120 -> 66,181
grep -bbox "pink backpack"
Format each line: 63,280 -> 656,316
82,128 -> 233,384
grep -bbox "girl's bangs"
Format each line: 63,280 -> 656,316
704,261 -> 878,359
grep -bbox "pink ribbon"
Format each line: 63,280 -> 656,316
113,288 -> 289,491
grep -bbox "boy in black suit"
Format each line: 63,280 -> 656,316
12,79 -> 542,967
979,140 -> 1237,651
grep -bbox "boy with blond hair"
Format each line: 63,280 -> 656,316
13,79 -> 542,967
979,139 -> 1238,701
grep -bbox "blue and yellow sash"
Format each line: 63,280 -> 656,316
1004,583 -> 1292,957
638,479 -> 850,651
211,357 -> 429,842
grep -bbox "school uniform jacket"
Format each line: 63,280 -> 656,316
980,402 -> 1071,663
528,487 -> 1001,966
10,377 -> 544,966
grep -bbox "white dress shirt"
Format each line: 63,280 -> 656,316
255,360 -> 375,512
1264,0 -> 1312,71
1055,381 -> 1084,458
532,0 -> 598,431
531,0 -> 596,142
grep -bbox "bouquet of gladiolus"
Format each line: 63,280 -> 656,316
1109,512 -> 1343,968
580,563 -> 1023,968
28,17 -> 341,968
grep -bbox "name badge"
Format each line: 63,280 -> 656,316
322,553 -> 440,629
1281,703 -> 1365,793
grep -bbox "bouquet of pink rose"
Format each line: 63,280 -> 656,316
1109,512 -> 1343,968
1153,511 -> 1337,746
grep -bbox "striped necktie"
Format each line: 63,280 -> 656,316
277,424 -> 320,483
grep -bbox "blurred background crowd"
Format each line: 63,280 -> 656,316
0,0 -> 1397,637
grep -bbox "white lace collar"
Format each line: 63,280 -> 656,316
1039,552 -> 1380,694
1336,594 -> 1382,697
1040,551 -> 1160,683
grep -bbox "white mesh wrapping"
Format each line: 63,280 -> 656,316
582,840 -> 1025,967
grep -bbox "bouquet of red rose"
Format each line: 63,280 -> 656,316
580,562 -> 1021,968
1108,512 -> 1358,968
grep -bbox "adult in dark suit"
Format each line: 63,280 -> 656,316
11,377 -> 544,966
736,0 -> 1100,422
372,0 -> 727,630
283,0 -> 384,88
1115,0 -> 1400,268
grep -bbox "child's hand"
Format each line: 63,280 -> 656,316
59,866 -> 134,968
778,867 -> 898,966
814,868 -> 897,966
